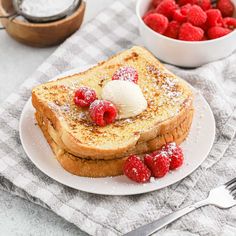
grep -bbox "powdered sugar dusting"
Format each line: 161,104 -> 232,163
112,66 -> 138,83
161,77 -> 182,102
144,64 -> 186,118
150,177 -> 158,183
48,101 -> 59,111
124,118 -> 133,124
89,99 -> 105,110
164,142 -> 177,156
60,104 -> 70,112
146,65 -> 162,77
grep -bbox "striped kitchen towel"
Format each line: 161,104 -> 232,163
0,0 -> 236,235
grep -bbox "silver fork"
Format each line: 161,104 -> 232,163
124,178 -> 236,236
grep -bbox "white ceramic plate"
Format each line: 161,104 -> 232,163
19,65 -> 215,195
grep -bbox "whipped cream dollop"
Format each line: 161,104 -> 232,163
101,80 -> 147,119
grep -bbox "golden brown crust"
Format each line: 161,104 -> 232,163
36,108 -> 193,159
32,46 -> 194,159
36,113 -> 127,177
36,111 -> 192,177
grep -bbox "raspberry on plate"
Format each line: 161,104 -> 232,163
144,152 -> 170,178
164,20 -> 181,38
112,66 -> 138,84
156,0 -> 178,19
144,13 -> 169,34
208,26 -> 232,39
123,155 -> 151,183
179,22 -> 204,41
89,100 -> 117,126
217,0 -> 234,17
223,17 -> 236,29
206,9 -> 223,27
74,87 -> 97,108
187,5 -> 207,26
162,142 -> 184,170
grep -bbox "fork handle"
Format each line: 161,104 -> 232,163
124,199 -> 209,236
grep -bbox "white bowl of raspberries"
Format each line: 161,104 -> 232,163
136,0 -> 236,67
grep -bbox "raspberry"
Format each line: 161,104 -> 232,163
143,9 -> 156,20
162,142 -> 184,170
156,0 -> 178,19
206,9 -> 223,27
173,4 -> 192,23
187,5 -> 207,26
74,87 -> 97,108
199,21 -> 209,31
164,21 -> 181,38
217,0 -> 234,17
112,66 -> 138,84
179,23 -> 204,41
123,155 -> 151,183
144,13 -> 169,34
181,3 -> 192,15
179,0 -> 211,10
208,26 -> 232,39
144,152 -> 170,178
143,154 -> 155,167
89,100 -> 117,126
178,0 -> 195,6
195,0 -> 211,11
152,0 -> 164,7
223,17 -> 236,29
173,9 -> 187,23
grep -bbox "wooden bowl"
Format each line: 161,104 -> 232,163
0,0 -> 86,47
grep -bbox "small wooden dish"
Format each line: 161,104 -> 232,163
0,0 -> 86,47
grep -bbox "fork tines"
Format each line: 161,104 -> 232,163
225,177 -> 236,187
225,178 -> 236,199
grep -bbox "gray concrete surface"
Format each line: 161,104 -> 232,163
0,1 -> 110,235
0,190 -> 85,236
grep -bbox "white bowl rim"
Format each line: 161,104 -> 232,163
136,0 -> 236,45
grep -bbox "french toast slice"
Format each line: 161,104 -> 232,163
32,46 -> 193,159
35,111 -> 192,177
36,108 -> 193,159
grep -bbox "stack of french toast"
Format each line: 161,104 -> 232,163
32,46 -> 194,177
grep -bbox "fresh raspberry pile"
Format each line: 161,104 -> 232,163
123,142 -> 184,183
143,0 -> 235,40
